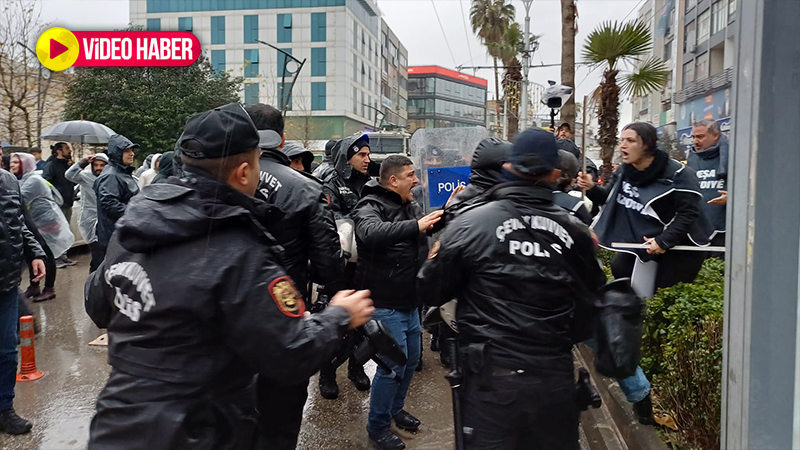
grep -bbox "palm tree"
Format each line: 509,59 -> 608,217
583,20 -> 670,180
488,23 -> 526,137
470,0 -> 516,130
560,0 -> 577,131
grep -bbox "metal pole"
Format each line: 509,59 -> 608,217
503,96 -> 509,140
519,0 -> 533,132
581,95 -> 587,199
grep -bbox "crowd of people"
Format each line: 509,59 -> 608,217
0,104 -> 729,449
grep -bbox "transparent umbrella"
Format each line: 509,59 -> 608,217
40,120 -> 116,144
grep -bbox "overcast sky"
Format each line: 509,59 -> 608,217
32,0 -> 637,126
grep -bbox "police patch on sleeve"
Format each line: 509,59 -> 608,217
269,277 -> 306,318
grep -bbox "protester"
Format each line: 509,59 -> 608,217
30,148 -> 46,171
0,164 -> 45,435
556,122 -> 572,140
353,155 -> 442,450
312,139 -> 337,181
577,122 -> 712,424
133,153 -> 153,179
11,153 -> 75,301
419,128 -> 606,449
687,119 -> 728,248
151,151 -> 174,184
323,134 -> 372,220
136,153 -> 161,189
94,135 -> 140,258
246,103 -> 345,450
281,142 -> 315,174
84,103 -> 374,450
65,153 -> 109,272
43,142 -> 78,267
553,150 -> 591,225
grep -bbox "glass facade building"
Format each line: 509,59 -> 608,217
407,66 -> 487,132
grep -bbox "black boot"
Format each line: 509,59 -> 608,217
348,359 -> 371,391
633,394 -> 654,425
392,410 -> 420,432
368,429 -> 405,450
0,409 -> 32,435
319,369 -> 339,400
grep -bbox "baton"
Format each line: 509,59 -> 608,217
611,243 -> 726,252
444,338 -> 465,450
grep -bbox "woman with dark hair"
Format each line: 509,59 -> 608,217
577,122 -> 711,425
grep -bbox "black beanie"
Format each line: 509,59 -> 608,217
347,135 -> 370,161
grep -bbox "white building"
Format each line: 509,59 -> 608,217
130,0 -> 397,141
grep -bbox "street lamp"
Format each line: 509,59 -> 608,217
16,42 -> 50,148
256,40 -> 306,118
519,0 -> 534,132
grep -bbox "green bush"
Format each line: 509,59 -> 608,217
643,258 -> 725,450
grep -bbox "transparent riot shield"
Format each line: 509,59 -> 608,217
409,127 -> 490,214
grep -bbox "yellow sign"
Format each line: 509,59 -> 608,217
36,27 -> 79,72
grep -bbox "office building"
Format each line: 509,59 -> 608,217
130,0 -> 404,141
379,19 -> 408,129
406,66 -> 487,132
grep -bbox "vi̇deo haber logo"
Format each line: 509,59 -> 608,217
36,27 -> 201,72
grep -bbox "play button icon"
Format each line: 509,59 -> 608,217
49,39 -> 69,59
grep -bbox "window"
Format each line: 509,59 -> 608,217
368,39 -> 373,63
277,83 -> 292,111
353,23 -> 358,48
361,91 -> 365,117
399,54 -> 407,68
211,50 -> 225,74
683,61 -> 695,84
178,17 -> 192,32
244,83 -> 259,105
686,0 -> 696,12
211,16 -> 225,44
684,20 -> 696,52
277,14 -> 292,43
353,55 -> 358,81
712,1 -> 727,34
244,15 -> 258,44
311,13 -> 326,42
353,86 -> 358,114
146,18 -> 161,31
695,52 -> 709,79
361,29 -> 366,55
729,0 -> 736,18
698,9 -> 710,43
277,49 -> 292,77
311,82 -> 326,111
244,49 -> 259,78
663,39 -> 674,61
311,48 -> 326,77
361,62 -> 365,85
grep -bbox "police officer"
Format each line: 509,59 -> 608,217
246,103 -> 345,450
418,128 -> 606,449
553,150 -> 591,226
84,103 -> 374,450
312,140 -> 338,181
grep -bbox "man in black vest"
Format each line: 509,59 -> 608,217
246,103 -> 345,450
687,119 -> 728,249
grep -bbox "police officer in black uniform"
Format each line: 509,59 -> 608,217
418,128 -> 606,450
245,103 -> 346,449
84,103 -> 374,450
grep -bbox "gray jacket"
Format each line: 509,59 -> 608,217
66,158 -> 104,244
0,169 -> 45,292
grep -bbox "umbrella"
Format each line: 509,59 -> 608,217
40,120 -> 116,144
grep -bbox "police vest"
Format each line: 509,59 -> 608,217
687,147 -> 726,235
592,159 -> 710,261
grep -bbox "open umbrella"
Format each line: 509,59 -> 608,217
40,120 -> 116,144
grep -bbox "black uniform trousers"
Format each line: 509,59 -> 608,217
461,372 -> 579,450
256,378 -> 308,450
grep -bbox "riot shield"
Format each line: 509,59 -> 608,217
409,127 -> 490,214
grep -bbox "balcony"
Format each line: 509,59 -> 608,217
674,67 -> 733,103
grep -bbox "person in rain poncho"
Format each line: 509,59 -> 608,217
65,153 -> 109,272
133,154 -> 153,179
10,153 -> 74,302
152,151 -> 175,184
94,134 -> 140,257
136,153 -> 161,189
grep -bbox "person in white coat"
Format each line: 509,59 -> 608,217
136,153 -> 161,189
65,153 -> 109,272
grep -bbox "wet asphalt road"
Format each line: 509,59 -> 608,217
0,252 -> 458,450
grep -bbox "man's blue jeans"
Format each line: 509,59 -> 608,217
0,289 -> 19,411
584,339 -> 650,403
367,308 -> 421,435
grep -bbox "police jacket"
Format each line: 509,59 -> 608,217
42,155 -> 76,208
258,148 -> 344,300
352,180 -> 427,310
322,135 -> 372,220
0,169 -> 45,292
418,183 -> 606,375
84,169 -> 351,450
94,135 -> 139,248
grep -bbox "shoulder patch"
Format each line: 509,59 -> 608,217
269,277 -> 306,317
